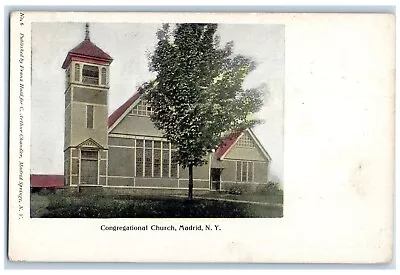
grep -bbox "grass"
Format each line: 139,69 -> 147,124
31,191 -> 283,218
198,190 -> 283,205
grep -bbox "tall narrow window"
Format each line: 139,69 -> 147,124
144,141 -> 152,177
248,162 -> 254,182
82,65 -> 99,85
236,161 -> 254,182
86,105 -> 94,129
136,140 -> 143,177
242,162 -> 248,182
236,162 -> 242,182
74,64 -> 80,82
171,151 -> 178,178
162,145 -> 170,178
101,68 -> 107,85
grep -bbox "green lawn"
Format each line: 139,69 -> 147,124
31,192 -> 283,218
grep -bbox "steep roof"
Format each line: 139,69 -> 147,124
31,174 -> 64,188
62,39 -> 113,69
214,129 -> 272,161
214,131 -> 243,160
108,87 -> 145,129
107,88 -> 271,162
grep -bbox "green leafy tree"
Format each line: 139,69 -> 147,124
146,23 -> 265,199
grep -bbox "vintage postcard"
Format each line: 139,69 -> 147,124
8,12 -> 394,263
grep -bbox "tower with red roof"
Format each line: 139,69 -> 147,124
62,23 -> 113,186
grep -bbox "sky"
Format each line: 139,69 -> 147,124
31,22 -> 284,182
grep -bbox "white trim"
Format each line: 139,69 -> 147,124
169,142 -> 172,178
219,129 -> 272,162
220,158 -> 266,163
70,82 -> 109,90
69,149 -> 72,186
107,175 -> 135,179
246,129 -> 272,161
78,149 -> 81,186
142,141 -> 145,177
252,162 -> 255,182
151,140 -> 154,177
127,113 -> 151,118
109,144 -> 135,149
99,175 -> 107,178
220,180 -> 266,185
101,185 -> 209,191
65,102 -> 71,110
97,150 -> 100,185
70,184 -> 102,187
105,150 -> 108,186
74,101 -> 107,107
219,132 -> 244,160
178,179 -> 210,182
108,93 -> 145,133
133,139 -> 136,178
208,154 -> 212,189
109,133 -> 167,141
160,141 -> 163,178
241,161 -> 244,181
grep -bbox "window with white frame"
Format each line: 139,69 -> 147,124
129,100 -> 154,117
236,161 -> 254,182
135,139 -> 178,178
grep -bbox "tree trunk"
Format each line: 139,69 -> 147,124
188,164 -> 193,200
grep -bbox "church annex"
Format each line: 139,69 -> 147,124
34,24 -> 272,192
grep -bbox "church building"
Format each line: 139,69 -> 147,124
33,24 -> 272,192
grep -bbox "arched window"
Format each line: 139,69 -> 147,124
82,65 -> 99,85
74,64 -> 80,82
101,68 -> 107,85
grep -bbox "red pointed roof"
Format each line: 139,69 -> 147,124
31,174 -> 64,188
108,87 -> 145,129
62,39 -> 113,69
214,131 -> 243,160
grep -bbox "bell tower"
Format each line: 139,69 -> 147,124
62,23 -> 113,186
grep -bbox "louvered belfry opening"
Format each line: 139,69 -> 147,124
80,150 -> 98,185
82,65 -> 99,85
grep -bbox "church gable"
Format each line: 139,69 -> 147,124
223,131 -> 270,162
109,96 -> 163,137
77,137 -> 104,149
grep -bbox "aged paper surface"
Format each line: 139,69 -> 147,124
8,12 -> 394,263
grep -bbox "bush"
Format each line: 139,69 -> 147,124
255,181 -> 283,194
225,181 -> 282,195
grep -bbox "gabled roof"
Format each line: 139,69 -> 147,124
214,129 -> 272,161
107,87 -> 271,162
62,39 -> 113,69
214,131 -> 243,159
31,174 -> 64,188
108,87 -> 145,130
77,138 -> 105,149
